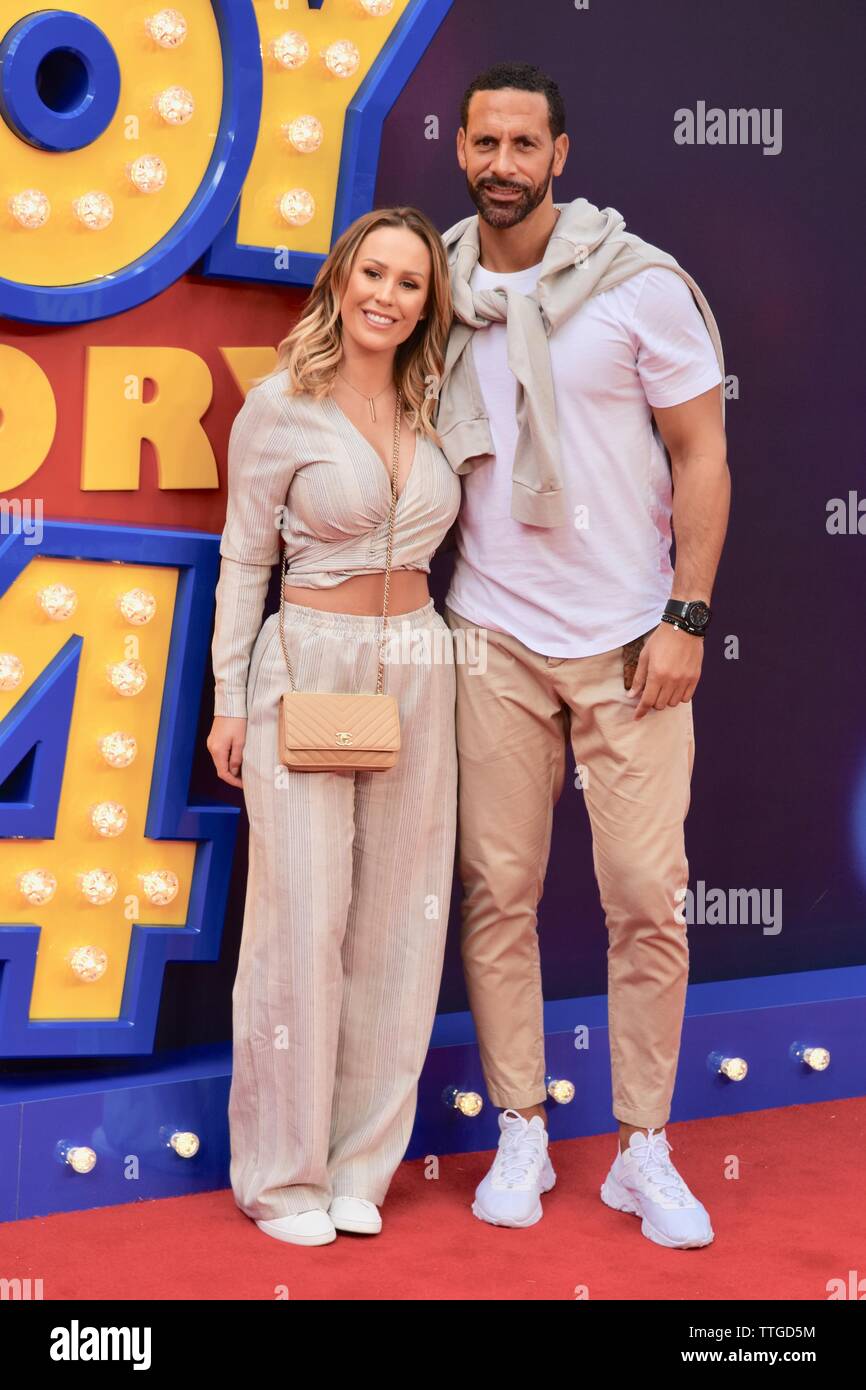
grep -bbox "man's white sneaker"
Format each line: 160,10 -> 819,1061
600,1128 -> 714,1248
255,1209 -> 336,1245
472,1108 -> 556,1228
328,1196 -> 382,1234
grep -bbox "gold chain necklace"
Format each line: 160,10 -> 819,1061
335,369 -> 394,422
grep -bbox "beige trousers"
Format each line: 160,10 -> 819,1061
229,599 -> 457,1220
443,604 -> 695,1130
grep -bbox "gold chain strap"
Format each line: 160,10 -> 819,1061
278,385 -> 403,696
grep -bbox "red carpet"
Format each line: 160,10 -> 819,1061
3,1099 -> 864,1300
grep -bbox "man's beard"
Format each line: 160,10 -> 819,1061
467,157 -> 555,229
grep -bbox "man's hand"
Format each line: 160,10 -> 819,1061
627,622 -> 703,720
207,716 -> 247,787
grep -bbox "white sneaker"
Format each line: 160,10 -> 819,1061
255,1209 -> 336,1245
472,1109 -> 556,1228
328,1196 -> 382,1234
600,1128 -> 714,1248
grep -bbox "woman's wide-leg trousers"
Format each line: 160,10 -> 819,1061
228,598 -> 457,1221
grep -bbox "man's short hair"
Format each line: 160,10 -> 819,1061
460,62 -> 566,142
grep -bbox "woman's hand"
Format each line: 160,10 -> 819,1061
207,716 -> 248,788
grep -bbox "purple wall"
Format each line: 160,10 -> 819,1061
371,0 -> 866,1006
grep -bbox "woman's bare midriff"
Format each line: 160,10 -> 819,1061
282,567 -> 430,615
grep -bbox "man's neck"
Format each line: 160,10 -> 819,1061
477,201 -> 562,274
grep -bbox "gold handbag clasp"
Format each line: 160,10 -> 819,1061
335,731 -> 353,746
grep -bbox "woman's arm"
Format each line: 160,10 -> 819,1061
211,378 -> 297,719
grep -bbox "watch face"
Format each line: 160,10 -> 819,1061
687,602 -> 710,629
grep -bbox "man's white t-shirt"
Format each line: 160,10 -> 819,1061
444,261 -> 723,656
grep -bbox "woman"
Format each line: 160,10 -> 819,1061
207,207 -> 461,1246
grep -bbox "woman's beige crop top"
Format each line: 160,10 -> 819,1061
211,370 -> 461,717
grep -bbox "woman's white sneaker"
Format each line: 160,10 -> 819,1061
328,1196 -> 382,1234
600,1128 -> 714,1248
255,1208 -> 337,1245
472,1108 -> 556,1228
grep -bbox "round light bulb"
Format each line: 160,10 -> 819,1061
145,9 -> 187,47
127,156 -> 168,194
90,802 -> 128,838
170,1131 -> 200,1158
803,1046 -> 830,1071
68,946 -> 108,981
139,870 -> 179,905
442,1085 -> 483,1116
72,192 -> 114,230
107,659 -> 147,696
270,31 -> 309,69
278,189 -> 315,226
284,115 -> 324,153
18,869 -> 57,905
547,1078 -> 575,1104
719,1056 -> 748,1081
322,40 -> 361,78
99,731 -> 138,767
65,1146 -> 97,1173
154,86 -> 195,125
0,654 -> 24,691
9,189 -> 50,228
37,583 -> 78,620
78,869 -> 118,905
117,589 -> 157,624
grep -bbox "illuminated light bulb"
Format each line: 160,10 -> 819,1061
77,869 -> 118,905
270,31 -> 309,69
278,189 -> 315,226
117,588 -> 157,625
107,658 -> 147,695
127,155 -> 168,194
139,869 -> 179,905
17,869 -> 57,905
154,85 -> 195,125
90,801 -> 128,838
322,40 -> 361,79
170,1131 -> 200,1158
9,189 -> 50,228
718,1055 -> 748,1081
67,945 -> 108,982
145,8 -> 187,47
65,1146 -> 97,1173
283,115 -> 324,154
37,583 -> 78,619
0,653 -> 24,690
358,0 -> 394,13
546,1077 -> 575,1104
441,1085 -> 483,1117
791,1042 -> 831,1071
72,192 -> 114,230
99,731 -> 138,767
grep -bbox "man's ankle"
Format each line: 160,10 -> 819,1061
511,1105 -> 547,1128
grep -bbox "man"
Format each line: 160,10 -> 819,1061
436,62 -> 730,1248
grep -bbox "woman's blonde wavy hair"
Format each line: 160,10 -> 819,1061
254,206 -> 453,443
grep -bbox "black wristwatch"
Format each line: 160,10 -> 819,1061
660,598 -> 712,636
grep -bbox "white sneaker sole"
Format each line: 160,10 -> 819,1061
472,1164 -> 557,1228
330,1214 -> 381,1234
600,1171 -> 714,1249
255,1217 -> 336,1246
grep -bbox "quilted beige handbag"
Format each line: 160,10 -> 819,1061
276,388 -> 403,772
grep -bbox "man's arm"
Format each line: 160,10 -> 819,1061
652,382 -> 730,604
629,383 -> 730,719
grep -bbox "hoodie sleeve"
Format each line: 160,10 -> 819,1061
211,380 -> 297,718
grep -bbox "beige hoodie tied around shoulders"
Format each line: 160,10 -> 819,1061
434,196 -> 726,529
